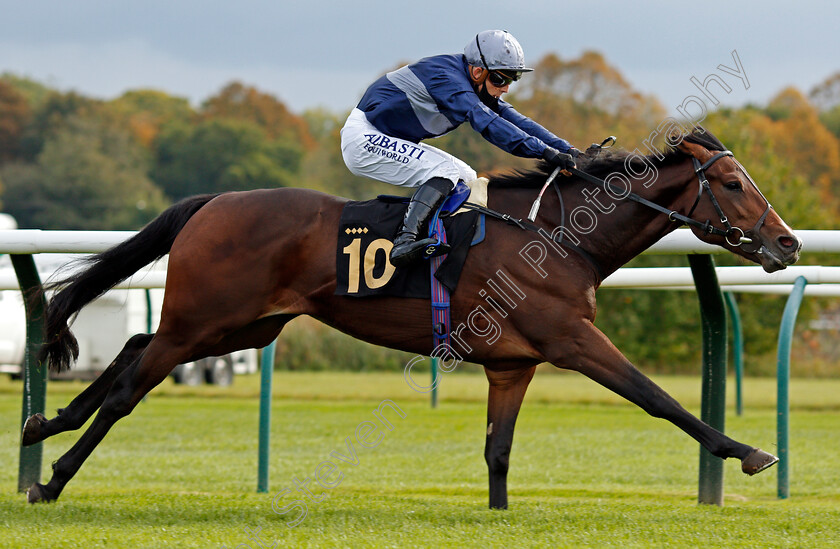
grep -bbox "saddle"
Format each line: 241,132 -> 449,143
335,180 -> 485,299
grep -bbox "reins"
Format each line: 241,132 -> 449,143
526,145 -> 770,248
564,152 -> 760,246
460,141 -> 772,281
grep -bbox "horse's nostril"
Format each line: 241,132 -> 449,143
778,235 -> 797,249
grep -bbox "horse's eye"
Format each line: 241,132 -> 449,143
724,181 -> 743,192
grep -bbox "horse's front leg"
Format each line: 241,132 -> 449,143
484,364 -> 537,509
548,321 -> 777,475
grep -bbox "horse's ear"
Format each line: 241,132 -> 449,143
677,139 -> 712,162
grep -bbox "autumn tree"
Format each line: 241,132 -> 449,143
108,90 -> 195,148
0,81 -> 30,163
810,72 -> 840,111
758,88 -> 840,201
514,51 -> 666,147
0,116 -> 168,229
18,90 -> 104,161
706,105 -> 836,229
810,72 -> 840,138
152,118 -> 302,200
201,81 -> 315,150
0,73 -> 52,109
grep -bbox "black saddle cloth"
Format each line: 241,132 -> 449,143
335,197 -> 479,298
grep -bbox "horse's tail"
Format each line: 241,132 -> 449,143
41,193 -> 220,372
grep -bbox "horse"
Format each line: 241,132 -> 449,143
22,128 -> 801,509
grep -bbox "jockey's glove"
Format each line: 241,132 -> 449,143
542,147 -> 576,171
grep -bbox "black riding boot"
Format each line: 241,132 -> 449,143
389,177 -> 454,267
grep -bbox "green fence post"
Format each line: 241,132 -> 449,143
12,254 -> 48,493
688,254 -> 727,506
257,340 -> 277,493
139,289 -> 154,404
777,276 -> 807,500
723,292 -> 744,416
431,357 -> 439,408
144,289 -> 153,333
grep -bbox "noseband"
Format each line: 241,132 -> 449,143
684,151 -> 772,251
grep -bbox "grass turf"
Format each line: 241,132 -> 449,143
2,371 -> 839,548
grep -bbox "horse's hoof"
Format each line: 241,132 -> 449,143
21,413 -> 47,447
27,483 -> 52,504
742,448 -> 779,475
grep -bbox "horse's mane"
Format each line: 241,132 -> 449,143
489,128 -> 725,189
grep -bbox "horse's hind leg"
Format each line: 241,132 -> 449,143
27,333 -> 189,503
23,312 -> 296,448
21,333 -> 153,447
550,321 -> 777,475
484,365 -> 537,509
27,314 -> 296,503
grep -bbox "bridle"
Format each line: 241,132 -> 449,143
527,148 -> 772,253
685,151 -> 772,252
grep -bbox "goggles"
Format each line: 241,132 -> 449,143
487,70 -> 520,88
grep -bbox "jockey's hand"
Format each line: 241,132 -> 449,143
542,147 -> 576,175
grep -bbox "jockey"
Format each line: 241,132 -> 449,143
341,29 -> 578,266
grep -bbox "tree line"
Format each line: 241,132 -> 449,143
2,51 -> 840,374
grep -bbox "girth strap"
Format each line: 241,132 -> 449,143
430,216 -> 451,349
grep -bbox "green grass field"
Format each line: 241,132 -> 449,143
2,370 -> 840,548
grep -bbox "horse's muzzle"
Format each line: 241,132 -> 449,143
755,232 -> 802,273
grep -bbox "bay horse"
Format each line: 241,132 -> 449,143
23,129 -> 801,509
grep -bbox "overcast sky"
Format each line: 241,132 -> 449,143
2,1 -> 837,116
